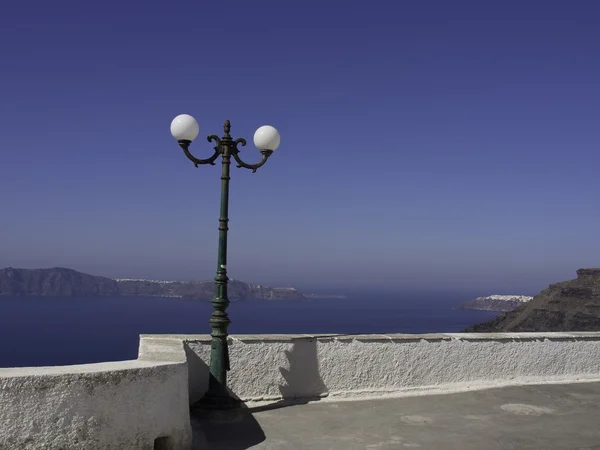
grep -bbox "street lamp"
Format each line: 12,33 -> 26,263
170,114 -> 280,409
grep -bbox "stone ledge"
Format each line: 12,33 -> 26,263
145,332 -> 600,344
0,359 -> 173,378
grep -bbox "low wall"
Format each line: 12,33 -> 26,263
153,332 -> 600,403
0,338 -> 192,450
4,332 -> 600,449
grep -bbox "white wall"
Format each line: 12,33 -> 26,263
0,338 -> 192,450
163,332 -> 600,403
4,332 -> 600,449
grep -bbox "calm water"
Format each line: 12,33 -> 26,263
0,294 -> 498,368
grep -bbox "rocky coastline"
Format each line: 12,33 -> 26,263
0,267 -> 344,301
464,268 -> 600,332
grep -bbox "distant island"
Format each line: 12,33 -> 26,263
456,295 -> 533,312
0,267 -> 345,301
464,268 -> 600,332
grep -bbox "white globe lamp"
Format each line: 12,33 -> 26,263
170,114 -> 200,142
253,125 -> 280,151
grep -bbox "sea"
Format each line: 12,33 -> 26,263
0,293 -> 499,368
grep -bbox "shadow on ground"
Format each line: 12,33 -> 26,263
191,406 -> 266,450
190,338 -> 328,449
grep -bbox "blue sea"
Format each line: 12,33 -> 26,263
0,294 -> 498,368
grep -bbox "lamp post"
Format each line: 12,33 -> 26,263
170,115 -> 280,410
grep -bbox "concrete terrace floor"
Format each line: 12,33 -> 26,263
190,381 -> 600,450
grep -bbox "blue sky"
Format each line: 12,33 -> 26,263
0,0 -> 599,295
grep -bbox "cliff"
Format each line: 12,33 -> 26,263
0,267 -> 336,300
463,269 -> 600,332
457,295 -> 533,312
0,267 -> 119,297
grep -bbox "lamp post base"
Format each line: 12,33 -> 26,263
191,392 -> 242,412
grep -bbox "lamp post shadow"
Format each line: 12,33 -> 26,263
189,339 -> 329,448
187,344 -> 266,450
190,407 -> 266,450
248,338 -> 328,413
279,338 -> 328,401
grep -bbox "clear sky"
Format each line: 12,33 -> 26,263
1,0 -> 599,295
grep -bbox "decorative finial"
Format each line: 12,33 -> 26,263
224,120 -> 231,137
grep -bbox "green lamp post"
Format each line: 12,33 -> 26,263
170,115 -> 280,410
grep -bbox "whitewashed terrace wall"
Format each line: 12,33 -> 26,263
0,338 -> 191,450
146,333 -> 600,404
4,332 -> 600,449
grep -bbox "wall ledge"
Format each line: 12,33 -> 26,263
0,359 -> 177,378
143,332 -> 600,344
